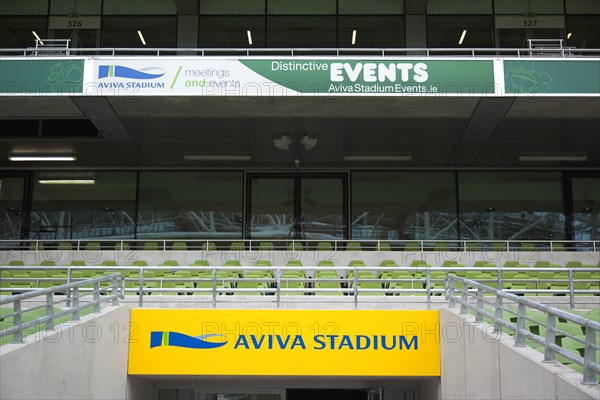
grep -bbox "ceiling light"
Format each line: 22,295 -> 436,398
247,30 -> 253,46
274,134 -> 292,151
9,155 -> 77,162
32,31 -> 44,45
344,155 -> 412,162
38,179 -> 95,185
137,30 -> 147,46
300,134 -> 317,151
567,32 -> 572,40
351,30 -> 357,46
519,155 -> 587,162
183,154 -> 251,161
458,30 -> 467,45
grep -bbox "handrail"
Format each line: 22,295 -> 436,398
445,274 -> 600,385
2,266 -> 598,310
1,239 -> 598,252
1,46 -> 599,59
0,273 -> 124,344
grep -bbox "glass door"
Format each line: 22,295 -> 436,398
569,176 -> 600,241
0,175 -> 27,242
247,175 -> 347,240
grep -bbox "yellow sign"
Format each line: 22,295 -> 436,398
128,309 -> 440,376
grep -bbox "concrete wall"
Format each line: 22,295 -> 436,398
440,307 -> 600,400
0,305 -> 131,400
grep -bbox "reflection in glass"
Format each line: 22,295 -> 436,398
571,177 -> 600,241
137,172 -> 243,239
249,178 -> 294,239
300,178 -> 345,239
29,171 -> 136,240
352,172 -> 457,240
0,177 -> 25,240
458,172 -> 565,241
427,16 -> 494,48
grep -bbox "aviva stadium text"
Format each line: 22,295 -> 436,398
234,334 -> 418,350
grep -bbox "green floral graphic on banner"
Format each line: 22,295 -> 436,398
504,60 -> 599,95
0,59 -> 84,94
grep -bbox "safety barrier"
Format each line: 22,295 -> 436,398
445,274 -> 599,385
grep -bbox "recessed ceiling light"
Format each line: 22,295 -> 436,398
38,179 -> 95,185
458,30 -> 467,45
567,32 -> 573,40
247,30 -> 253,46
9,155 -> 77,162
344,155 -> 412,162
519,155 -> 587,162
137,30 -> 146,46
183,154 -> 251,161
32,31 -> 44,45
351,30 -> 357,46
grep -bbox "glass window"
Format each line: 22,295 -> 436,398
338,16 -> 405,47
351,172 -> 457,241
300,178 -> 345,240
494,0 -> 564,15
50,0 -> 101,15
566,0 -> 600,14
199,16 -> 265,48
427,16 -> 494,48
101,16 -> 177,48
0,176 -> 26,241
157,389 -> 195,400
102,0 -> 176,15
200,0 -> 265,15
29,171 -> 137,240
266,16 -> 337,47
427,0 -> 492,15
458,172 -> 565,241
339,0 -> 404,15
571,177 -> 600,241
0,0 -> 48,16
137,172 -> 243,239
249,178 -> 294,239
0,17 -> 47,48
566,16 -> 600,48
267,0 -> 336,15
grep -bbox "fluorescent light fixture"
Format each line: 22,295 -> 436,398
300,134 -> 317,151
274,134 -> 292,151
38,179 -> 95,185
32,31 -> 44,45
137,30 -> 147,46
519,155 -> 587,162
567,32 -> 572,40
344,155 -> 412,162
458,29 -> 467,45
247,30 -> 253,46
9,155 -> 77,162
183,154 -> 251,161
351,30 -> 357,46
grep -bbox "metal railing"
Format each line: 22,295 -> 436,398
0,273 -> 124,344
1,239 -> 598,252
445,274 -> 599,385
1,45 -> 599,59
2,266 -> 598,309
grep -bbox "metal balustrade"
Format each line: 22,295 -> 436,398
445,274 -> 600,385
2,266 -> 598,310
0,273 -> 124,344
1,45 -> 599,58
1,239 -> 598,252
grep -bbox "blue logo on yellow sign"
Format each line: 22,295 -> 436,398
150,332 -> 228,349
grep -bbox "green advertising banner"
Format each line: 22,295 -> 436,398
240,59 -> 496,95
504,60 -> 600,95
0,59 -> 84,94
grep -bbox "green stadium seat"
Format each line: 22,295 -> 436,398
434,242 -> 450,252
143,242 -> 160,251
287,242 -> 304,251
345,242 -> 361,251
171,241 -> 187,251
551,243 -> 566,251
315,281 -> 343,296
162,260 -> 179,267
29,242 -> 44,251
57,242 -> 72,251
191,259 -> 210,266
404,242 -> 421,252
465,242 -> 480,251
230,242 -> 245,251
520,243 -> 536,251
159,281 -> 181,296
287,260 -> 303,267
85,242 -> 101,251
235,280 -> 266,296
317,242 -> 333,251
491,242 -> 507,252
377,242 -> 392,251
8,260 -> 24,267
317,260 -> 334,267
115,242 -> 130,251
39,260 -> 56,266
566,261 -> 582,268
349,259 -> 366,267
258,242 -> 274,251
201,242 -> 217,251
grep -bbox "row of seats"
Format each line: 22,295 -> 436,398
23,241 -> 575,252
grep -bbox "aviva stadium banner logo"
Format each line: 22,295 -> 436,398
128,309 -> 441,376
96,65 -> 166,89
